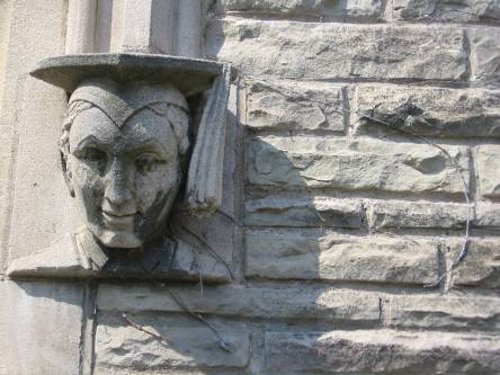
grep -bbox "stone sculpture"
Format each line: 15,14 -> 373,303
7,54 -> 233,281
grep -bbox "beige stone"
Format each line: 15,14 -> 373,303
246,80 -> 345,132
215,0 -> 384,20
246,229 -> 439,284
0,280 -> 84,374
248,136 -> 470,196
355,86 -> 500,138
386,293 -> 500,330
265,329 -> 500,374
476,145 -> 500,199
245,196 -> 364,228
206,20 -> 467,81
449,238 -> 500,288
469,27 -> 500,87
367,200 -> 471,230
95,314 -> 250,372
387,0 -> 500,23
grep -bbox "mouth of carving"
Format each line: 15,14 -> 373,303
102,211 -> 136,228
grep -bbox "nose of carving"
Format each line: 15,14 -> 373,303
103,158 -> 133,208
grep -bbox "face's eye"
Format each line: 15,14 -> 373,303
81,148 -> 108,164
135,153 -> 164,173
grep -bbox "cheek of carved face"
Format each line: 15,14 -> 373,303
68,107 -> 182,248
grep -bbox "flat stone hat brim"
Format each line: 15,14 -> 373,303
30,53 -> 229,96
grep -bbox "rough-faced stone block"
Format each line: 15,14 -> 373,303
206,20 -> 467,81
246,229 -> 439,284
214,0 -> 384,20
476,145 -> 500,199
475,203 -> 500,229
97,283 -> 381,323
245,196 -> 364,228
0,280 -> 84,375
387,0 -> 500,24
355,86 -> 500,138
246,81 -> 346,132
247,136 -> 470,196
265,330 -> 500,374
449,238 -> 500,288
367,200 -> 470,231
469,28 -> 500,86
386,294 -> 500,330
94,313 -> 250,373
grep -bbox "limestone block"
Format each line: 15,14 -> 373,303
246,229 -> 439,284
245,196 -> 364,228
265,329 -> 500,374
246,81 -> 345,132
94,313 -> 250,373
247,136 -> 470,196
469,27 -> 500,86
206,20 -> 467,81
354,86 -> 500,138
214,0 -> 383,21
386,294 -> 500,330
0,0 -> 67,269
449,238 -> 500,288
0,280 -> 84,375
475,203 -> 500,229
367,200 -> 470,230
386,0 -> 500,23
97,283 -> 380,323
476,145 -> 500,199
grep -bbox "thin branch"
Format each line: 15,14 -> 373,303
122,313 -> 168,342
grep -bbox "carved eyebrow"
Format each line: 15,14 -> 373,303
128,139 -> 170,157
74,135 -> 103,151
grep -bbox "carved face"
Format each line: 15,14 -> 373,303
67,106 -> 182,248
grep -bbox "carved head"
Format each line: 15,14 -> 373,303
60,80 -> 190,248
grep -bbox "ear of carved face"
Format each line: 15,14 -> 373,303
67,105 -> 184,249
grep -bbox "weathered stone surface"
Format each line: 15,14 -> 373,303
385,293 -> 500,330
387,0 -> 500,24
245,196 -> 364,228
97,283 -> 380,322
367,200 -> 470,231
246,81 -> 345,132
476,145 -> 500,199
248,136 -> 470,196
214,0 -> 383,21
469,28 -> 500,86
246,229 -> 439,284
0,0 -> 67,270
355,86 -> 500,138
449,238 -> 500,288
95,314 -> 250,372
206,20 -> 467,81
475,203 -> 500,229
265,329 -> 500,374
0,280 -> 84,375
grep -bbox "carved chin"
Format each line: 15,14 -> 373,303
98,229 -> 143,249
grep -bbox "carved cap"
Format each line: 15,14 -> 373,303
30,53 -> 230,96
70,79 -> 188,128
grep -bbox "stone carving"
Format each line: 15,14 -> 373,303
7,54 -> 233,282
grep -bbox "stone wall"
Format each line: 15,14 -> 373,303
1,0 -> 500,374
